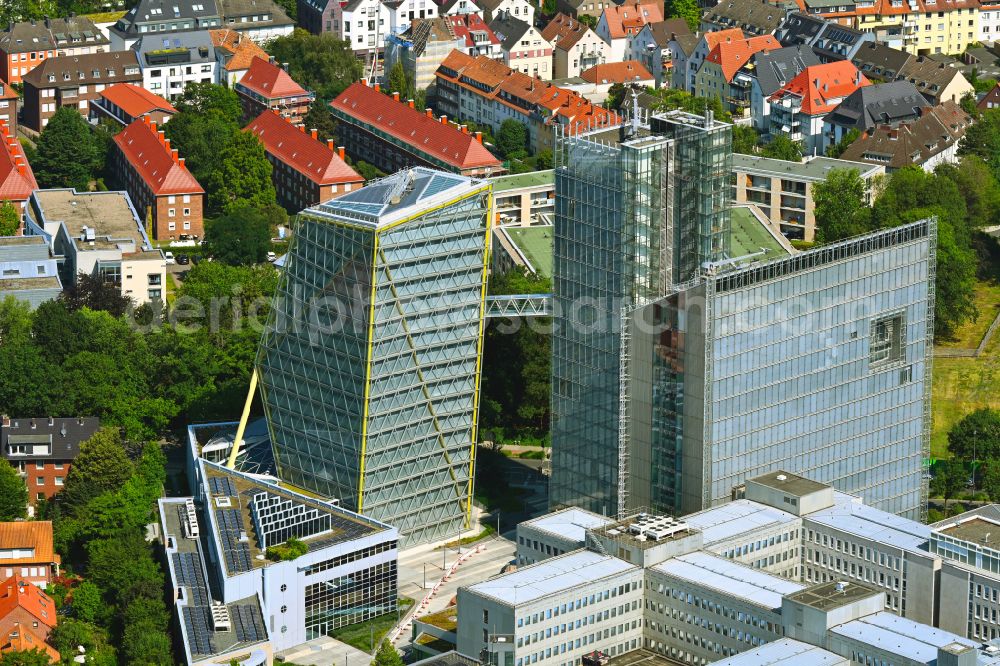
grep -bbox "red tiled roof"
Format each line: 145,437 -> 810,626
771,60 -> 869,115
601,2 -> 663,39
702,27 -> 745,51
447,14 -> 501,48
705,34 -> 780,82
0,576 -> 55,631
113,118 -> 204,196
0,623 -> 59,662
99,83 -> 176,119
210,29 -> 269,72
245,110 -> 362,186
238,57 -> 309,100
851,0 -> 979,17
541,13 -> 594,51
0,80 -> 14,102
330,82 -> 502,171
580,60 -> 653,84
0,523 -> 55,566
0,121 -> 37,202
435,51 -> 620,138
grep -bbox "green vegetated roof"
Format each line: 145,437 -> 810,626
729,206 -> 790,260
506,226 -> 553,278
490,170 -> 555,193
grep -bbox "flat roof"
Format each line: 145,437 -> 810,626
522,507 -> 614,544
729,207 -> 791,260
731,153 -> 882,180
0,236 -> 45,247
805,499 -> 930,555
936,515 -> 1000,546
0,276 -> 60,291
490,170 -> 554,193
829,612 -> 995,663
591,514 -> 700,550
711,638 -> 847,665
606,649 -> 684,666
504,226 -> 553,278
785,580 -> 881,612
750,470 -> 830,497
466,550 -> 638,606
684,499 -> 798,547
33,189 -> 146,249
652,551 -> 804,611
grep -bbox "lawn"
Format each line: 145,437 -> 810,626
329,597 -> 415,652
936,281 -> 1000,349
931,337 -> 1000,459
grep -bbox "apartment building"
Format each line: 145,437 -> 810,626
299,0 -> 438,65
210,28 -> 269,86
110,0 -> 224,49
133,30 -> 217,100
983,0 -> 1000,43
776,12 -> 875,62
234,56 -> 313,126
112,117 -> 204,241
693,34 -> 780,118
330,81 -> 503,176
540,14 -> 610,79
897,54 -> 974,103
0,523 -> 60,586
595,2 -> 664,62
489,12 -> 553,78
490,169 -> 555,225
434,51 -> 618,154
674,27 -> 743,92
628,19 -> 694,88
0,16 -> 110,85
25,189 -> 168,304
244,110 -> 363,211
89,82 -> 177,126
747,45 -> 822,131
385,18 -> 466,91
702,0 -> 787,36
731,153 -> 884,241
0,237 -> 62,310
0,417 -> 101,505
824,80 -> 929,146
448,13 -> 503,59
853,0 -> 981,57
21,50 -> 142,131
0,120 -> 38,217
0,81 -> 15,136
217,0 -> 295,41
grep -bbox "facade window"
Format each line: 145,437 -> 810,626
870,313 -> 905,367
55,477 -> 63,486
35,478 -> 44,486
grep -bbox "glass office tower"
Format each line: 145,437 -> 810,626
257,168 -> 492,545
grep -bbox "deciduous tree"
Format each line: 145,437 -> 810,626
203,206 -> 273,266
813,168 -> 871,242
731,125 -> 759,155
931,459 -> 967,507
0,460 -> 27,521
267,29 -> 363,100
948,408 -> 1000,461
61,428 -> 133,513
206,132 -> 277,215
32,107 -> 101,191
664,0 -> 700,31
0,201 -> 19,236
497,119 -> 528,159
760,135 -> 803,162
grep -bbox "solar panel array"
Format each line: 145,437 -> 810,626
232,604 -> 265,643
171,552 -> 210,606
182,606 -> 213,656
209,475 -> 238,496
215,508 -> 253,573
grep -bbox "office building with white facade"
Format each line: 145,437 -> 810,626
516,508 -> 613,566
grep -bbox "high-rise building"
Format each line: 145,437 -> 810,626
257,168 -> 493,545
551,110 -> 934,520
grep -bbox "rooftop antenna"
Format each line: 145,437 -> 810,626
630,85 -> 641,136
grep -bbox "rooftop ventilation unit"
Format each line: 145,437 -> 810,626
183,499 -> 199,539
210,603 -> 232,632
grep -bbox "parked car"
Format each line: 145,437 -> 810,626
267,251 -> 277,263
164,251 -> 175,265
176,254 -> 190,265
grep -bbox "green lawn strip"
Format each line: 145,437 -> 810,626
329,597 -> 415,652
937,281 -> 1000,349
931,354 -> 1000,459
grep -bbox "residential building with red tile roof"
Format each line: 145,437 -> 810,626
245,111 -> 364,211
235,56 -> 314,126
769,60 -> 869,153
89,83 -> 177,127
211,28 -> 269,87
0,120 -> 38,225
0,623 -> 59,662
112,117 -> 205,241
676,27 -> 744,91
447,13 -> 504,59
540,14 -> 611,78
0,576 -> 56,645
0,525 -> 59,587
580,60 -> 654,84
435,50 -> 620,154
330,82 -> 504,177
693,34 -> 780,117
0,80 -> 17,137
596,2 -> 663,60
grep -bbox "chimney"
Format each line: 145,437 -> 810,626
476,131 -> 483,144
164,138 -> 170,151
461,125 -> 468,134
426,108 -> 433,118
393,91 -> 400,101
327,139 -> 335,150
179,157 -> 186,169
440,115 -> 447,124
299,124 -> 305,132
338,146 -> 346,159
172,148 -> 179,163
374,82 -> 381,92
311,128 -> 318,139
408,98 -> 415,108
1,416 -> 9,428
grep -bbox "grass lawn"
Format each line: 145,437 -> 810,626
329,597 -> 415,652
165,272 -> 178,305
932,331 -> 1000,459
936,281 -> 1000,349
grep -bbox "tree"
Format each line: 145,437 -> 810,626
948,408 -> 1000,461
497,119 -> 528,159
650,87 -> 732,122
206,132 -> 276,215
32,107 -> 101,190
387,60 -> 413,100
664,0 -> 700,32
0,296 -> 33,345
373,641 -> 405,666
354,160 -> 385,181
959,108 -> 1000,178
760,135 -> 803,162
174,82 -> 243,125
71,581 -> 105,624
61,273 -> 135,318
267,29 -> 364,100
61,428 -> 133,513
163,108 -> 241,186
274,0 -> 296,20
984,459 -> 1000,503
577,13 -> 598,28
49,619 -> 116,664
935,156 -> 1000,230
606,83 -> 628,111
732,125 -> 759,155
203,206 -> 273,266
0,650 -> 53,666
305,99 -> 339,144
813,169 -> 871,242
0,460 -> 26,521
826,128 -> 860,158
0,201 -> 19,236
535,149 -> 554,170
931,459 -> 967,507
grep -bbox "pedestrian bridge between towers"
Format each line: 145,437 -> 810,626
485,294 -> 552,318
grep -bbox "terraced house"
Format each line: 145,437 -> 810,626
235,56 -> 313,125
0,16 -> 110,85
